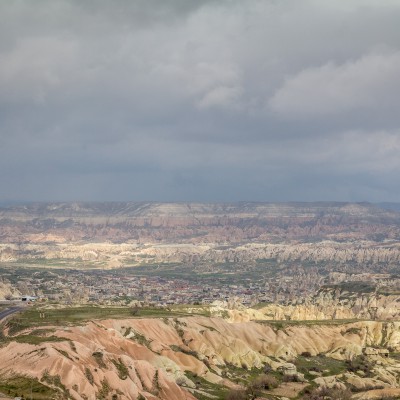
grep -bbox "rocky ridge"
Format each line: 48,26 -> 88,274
1,202 -> 400,280
2,316 -> 400,399
1,201 -> 400,245
2,241 -> 400,271
222,283 -> 400,323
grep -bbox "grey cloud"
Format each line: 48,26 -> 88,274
269,51 -> 400,119
1,0 -> 400,202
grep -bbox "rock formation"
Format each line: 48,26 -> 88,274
3,316 -> 400,399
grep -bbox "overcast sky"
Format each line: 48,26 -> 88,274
1,0 -> 400,203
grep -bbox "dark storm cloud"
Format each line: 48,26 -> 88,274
1,0 -> 400,202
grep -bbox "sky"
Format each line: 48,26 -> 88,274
1,0 -> 400,203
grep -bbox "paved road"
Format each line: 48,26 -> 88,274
0,306 -> 22,321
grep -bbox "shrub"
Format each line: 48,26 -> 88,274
111,358 -> 129,380
302,386 -> 352,400
263,363 -> 272,373
84,367 -> 94,385
92,351 -> 106,368
97,379 -> 111,400
345,355 -> 373,376
250,374 -> 279,390
130,306 -> 140,316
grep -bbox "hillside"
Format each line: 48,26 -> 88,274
2,310 -> 400,399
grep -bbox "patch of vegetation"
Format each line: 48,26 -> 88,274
295,354 -> 347,380
122,326 -> 131,336
301,385 -> 352,400
97,378 -> 111,400
343,327 -> 362,335
220,364 -> 268,387
185,372 -> 229,400
85,367 -> 94,385
177,327 -> 185,338
257,319 -> 363,329
5,305 -> 193,334
130,306 -> 140,315
221,372 -> 282,399
13,334 -> 67,345
56,348 -> 72,360
249,373 -> 280,390
69,340 -> 77,352
131,331 -> 152,348
29,328 -> 55,336
345,355 -> 374,376
6,317 -> 32,335
199,323 -> 217,332
170,344 -> 199,357
270,321 -> 285,331
111,358 -> 129,380
40,370 -> 69,397
0,375 -> 58,400
323,281 -> 376,294
151,370 -> 161,396
136,370 -> 147,392
92,351 -> 107,368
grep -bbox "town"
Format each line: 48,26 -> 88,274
0,264 -> 324,307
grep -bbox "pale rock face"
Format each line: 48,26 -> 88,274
313,375 -> 347,390
352,388 -> 400,400
344,372 -> 389,391
233,287 -> 400,322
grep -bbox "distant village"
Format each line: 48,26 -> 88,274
1,266 -> 324,307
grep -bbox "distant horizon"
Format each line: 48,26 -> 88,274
1,199 -> 400,206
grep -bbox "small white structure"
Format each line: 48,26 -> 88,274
21,295 -> 37,302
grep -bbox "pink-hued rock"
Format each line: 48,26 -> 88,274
2,316 -> 400,399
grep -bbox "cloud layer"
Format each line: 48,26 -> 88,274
1,0 -> 400,202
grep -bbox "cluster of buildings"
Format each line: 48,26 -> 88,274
2,263 -> 328,306
5,270 -> 272,306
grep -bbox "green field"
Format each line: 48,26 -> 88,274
4,304 -> 208,335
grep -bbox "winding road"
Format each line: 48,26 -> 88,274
0,306 -> 22,321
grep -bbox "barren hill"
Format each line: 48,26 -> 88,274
1,201 -> 400,244
3,313 -> 400,399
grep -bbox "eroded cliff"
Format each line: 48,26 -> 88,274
2,316 -> 400,399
